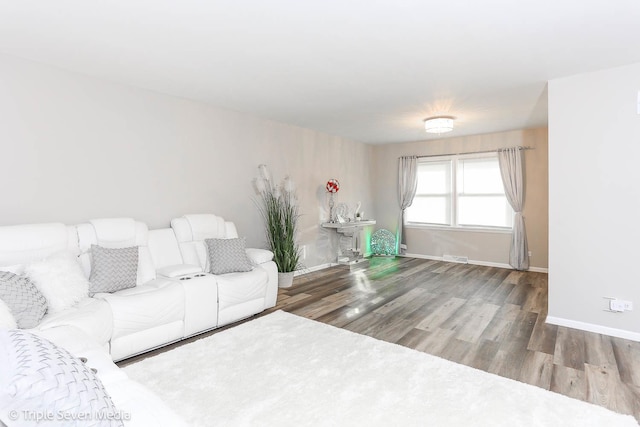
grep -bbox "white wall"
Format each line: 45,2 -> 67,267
0,54 -> 374,269
372,128 -> 549,270
548,62 -> 640,339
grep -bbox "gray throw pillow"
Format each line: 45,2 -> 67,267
0,271 -> 47,329
205,238 -> 253,275
88,245 -> 138,296
0,329 -> 124,427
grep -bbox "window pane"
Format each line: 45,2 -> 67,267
406,196 -> 451,225
408,154 -> 513,230
458,158 -> 504,194
416,161 -> 451,195
458,196 -> 513,227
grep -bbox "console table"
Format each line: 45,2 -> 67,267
321,220 -> 376,269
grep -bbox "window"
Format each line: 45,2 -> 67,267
405,153 -> 513,230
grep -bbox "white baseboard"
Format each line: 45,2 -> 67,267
527,266 -> 548,273
546,316 -> 640,342
403,253 -> 548,273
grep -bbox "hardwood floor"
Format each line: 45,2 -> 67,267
267,257 -> 640,422
120,257 -> 640,422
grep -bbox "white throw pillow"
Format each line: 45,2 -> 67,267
0,298 -> 17,329
25,251 -> 89,314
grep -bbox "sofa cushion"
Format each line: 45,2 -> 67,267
89,245 -> 139,295
0,271 -> 47,329
24,251 -> 89,313
95,279 -> 185,340
205,238 -> 253,275
0,329 -> 124,427
30,325 -> 107,361
174,214 -> 227,241
171,214 -> 237,270
215,267 -> 268,311
38,298 -> 114,348
0,298 -> 17,329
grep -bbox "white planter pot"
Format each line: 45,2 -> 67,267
277,271 -> 295,288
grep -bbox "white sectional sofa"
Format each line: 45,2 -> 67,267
0,214 -> 278,426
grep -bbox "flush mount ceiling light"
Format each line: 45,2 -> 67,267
424,116 -> 454,134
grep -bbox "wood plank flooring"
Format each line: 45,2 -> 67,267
120,257 -> 640,422
268,257 -> 640,422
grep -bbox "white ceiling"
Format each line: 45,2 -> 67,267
1,1 -> 640,144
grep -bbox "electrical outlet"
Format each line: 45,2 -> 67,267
610,300 -> 625,312
301,245 -> 307,260
608,299 -> 633,312
528,251 -> 532,257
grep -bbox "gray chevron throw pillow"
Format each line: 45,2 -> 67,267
88,245 -> 138,296
0,329 -> 124,426
205,238 -> 253,275
0,271 -> 47,329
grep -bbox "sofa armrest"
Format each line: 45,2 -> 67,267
156,264 -> 203,278
246,248 -> 274,265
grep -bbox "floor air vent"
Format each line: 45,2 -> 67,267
443,254 -> 469,264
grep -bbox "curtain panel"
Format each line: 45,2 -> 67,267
397,156 -> 418,254
498,147 -> 529,270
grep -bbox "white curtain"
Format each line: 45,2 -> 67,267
397,156 -> 418,254
498,147 -> 529,270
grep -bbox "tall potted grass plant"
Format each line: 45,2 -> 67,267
254,164 -> 302,287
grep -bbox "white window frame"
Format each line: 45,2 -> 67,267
406,152 -> 513,233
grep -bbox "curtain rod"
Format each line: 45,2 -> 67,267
414,146 -> 533,159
